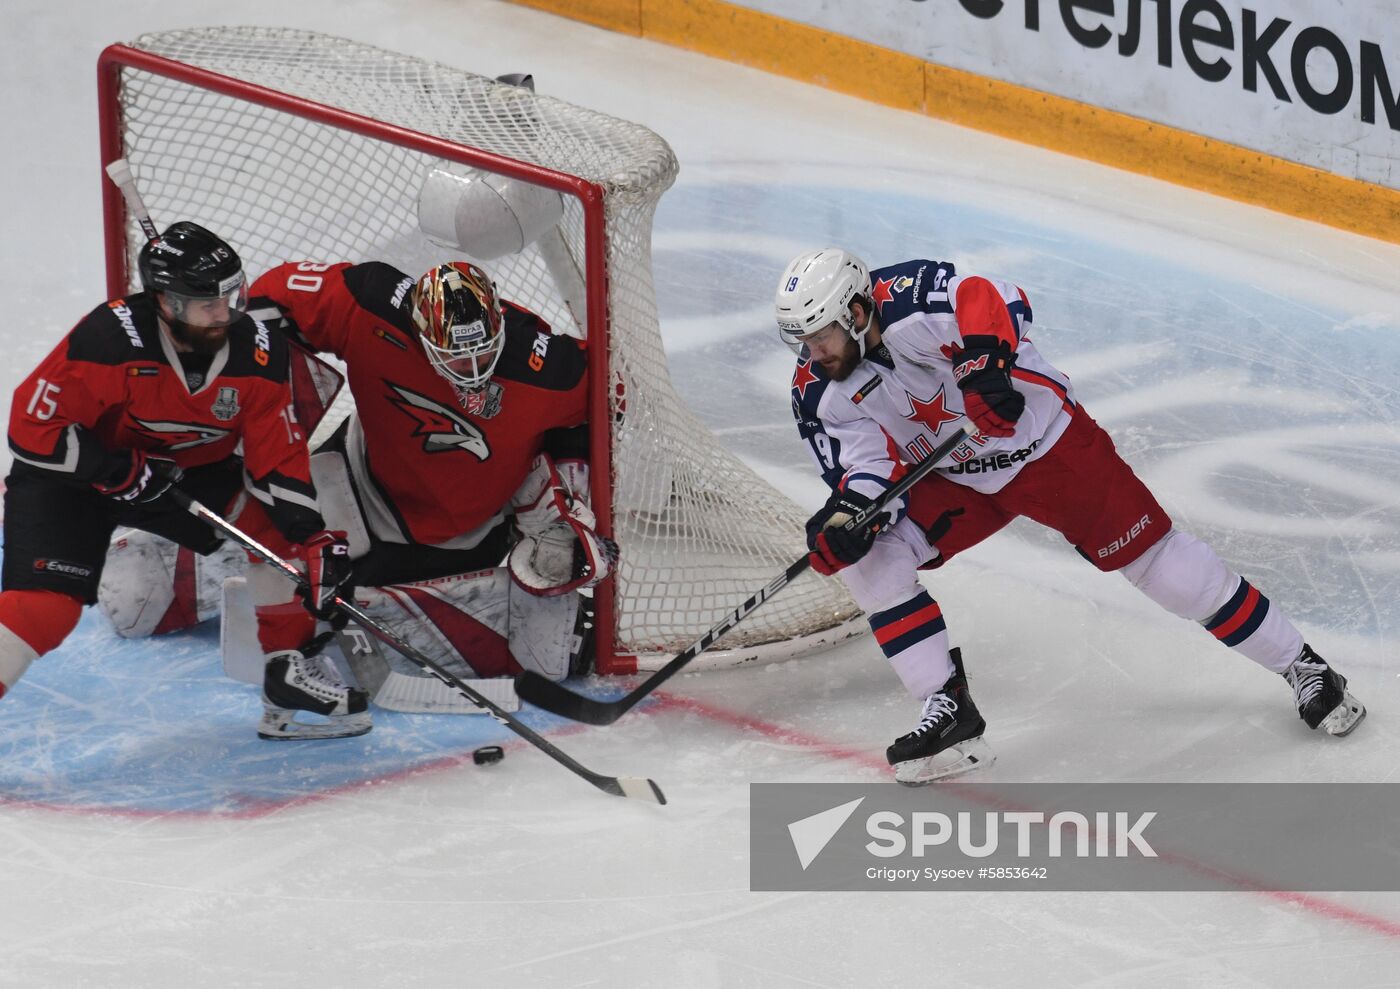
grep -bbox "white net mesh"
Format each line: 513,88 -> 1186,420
112,26 -> 861,664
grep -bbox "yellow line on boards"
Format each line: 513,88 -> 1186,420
505,0 -> 1400,245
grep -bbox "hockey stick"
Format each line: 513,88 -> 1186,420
170,489 -> 666,804
515,425 -> 974,725
105,158 -> 161,244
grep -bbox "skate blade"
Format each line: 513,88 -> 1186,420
894,737 -> 994,786
257,707 -> 373,741
1321,691 -> 1365,737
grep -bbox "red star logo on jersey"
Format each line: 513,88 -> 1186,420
904,385 -> 961,436
871,277 -> 896,312
791,358 -> 819,399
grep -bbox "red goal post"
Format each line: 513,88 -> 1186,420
96,28 -> 864,674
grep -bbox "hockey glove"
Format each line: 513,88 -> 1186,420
951,334 -> 1024,438
510,454 -> 619,596
300,530 -> 353,617
805,488 -> 890,576
94,450 -> 184,504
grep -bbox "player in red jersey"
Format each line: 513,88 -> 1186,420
1,222 -> 367,740
234,258 -> 615,706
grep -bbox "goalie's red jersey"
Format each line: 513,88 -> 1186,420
7,293 -> 323,540
249,261 -> 589,546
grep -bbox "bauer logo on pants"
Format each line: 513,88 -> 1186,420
749,783 -> 1400,892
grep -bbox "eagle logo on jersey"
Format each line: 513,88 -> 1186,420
129,418 -> 232,451
904,385 -> 961,436
385,383 -> 492,460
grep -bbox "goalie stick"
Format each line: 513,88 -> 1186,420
514,425 -> 974,725
169,489 -> 666,804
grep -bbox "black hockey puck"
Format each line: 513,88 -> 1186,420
473,745 -> 504,766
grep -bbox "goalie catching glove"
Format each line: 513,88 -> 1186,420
805,487 -> 890,575
509,454 -> 618,597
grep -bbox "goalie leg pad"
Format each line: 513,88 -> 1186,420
224,568 -> 580,708
220,575 -> 262,685
308,449 -> 372,558
334,625 -> 521,713
350,568 -> 580,681
99,529 -> 247,638
508,580 -> 583,681
356,572 -> 517,678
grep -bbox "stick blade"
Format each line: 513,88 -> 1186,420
514,671 -> 631,725
604,776 -> 667,804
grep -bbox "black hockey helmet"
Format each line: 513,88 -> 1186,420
137,221 -> 248,327
138,221 -> 244,296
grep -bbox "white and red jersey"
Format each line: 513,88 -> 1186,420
249,261 -> 589,548
8,293 -> 324,542
792,259 -> 1077,506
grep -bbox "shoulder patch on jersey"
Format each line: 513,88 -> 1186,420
66,293 -> 163,365
245,296 -> 295,339
493,304 -> 585,391
342,261 -> 418,335
220,313 -> 291,381
870,260 -> 956,322
851,373 -> 883,404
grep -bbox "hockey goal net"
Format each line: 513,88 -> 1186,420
98,26 -> 863,674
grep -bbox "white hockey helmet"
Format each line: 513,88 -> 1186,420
774,248 -> 873,356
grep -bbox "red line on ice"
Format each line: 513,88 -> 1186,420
649,692 -> 1400,941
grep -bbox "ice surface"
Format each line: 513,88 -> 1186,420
2,1 -> 1400,986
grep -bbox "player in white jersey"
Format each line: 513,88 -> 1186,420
778,248 -> 1365,784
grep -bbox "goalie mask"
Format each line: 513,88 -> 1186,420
412,261 -> 506,401
774,248 -> 872,357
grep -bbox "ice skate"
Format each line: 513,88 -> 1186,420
259,649 -> 372,740
1283,644 -> 1365,737
887,648 -> 994,785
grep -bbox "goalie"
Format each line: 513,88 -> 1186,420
103,256 -> 615,730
